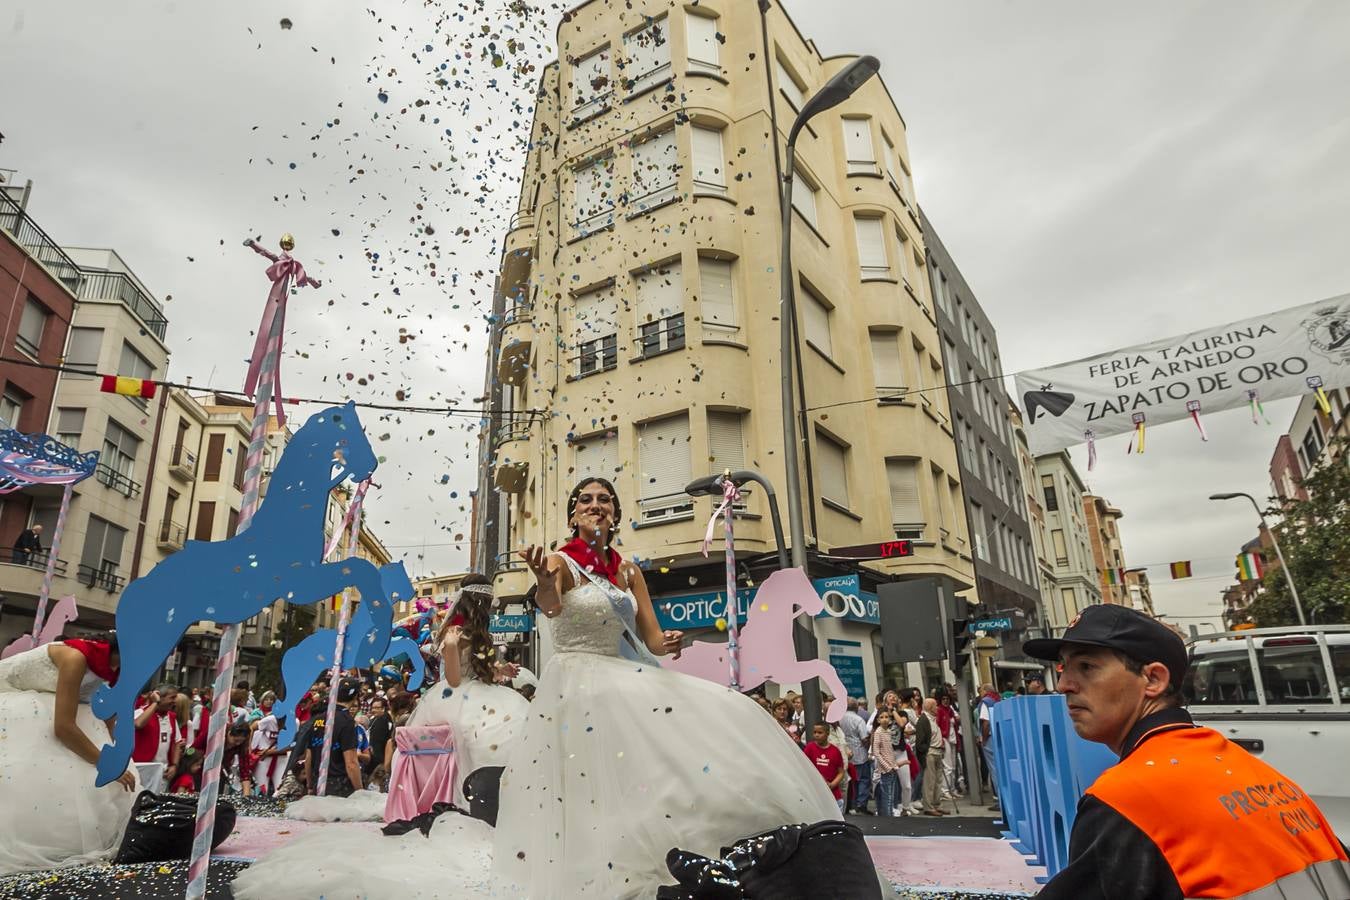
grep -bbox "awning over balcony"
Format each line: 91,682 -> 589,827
497,338 -> 533,385
494,460 -> 529,494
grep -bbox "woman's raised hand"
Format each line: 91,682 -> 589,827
519,545 -> 550,584
440,625 -> 463,654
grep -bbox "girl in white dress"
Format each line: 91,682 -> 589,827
0,637 -> 139,873
489,477 -> 841,898
403,575 -> 528,808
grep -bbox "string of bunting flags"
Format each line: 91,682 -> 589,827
1099,551 -> 1270,585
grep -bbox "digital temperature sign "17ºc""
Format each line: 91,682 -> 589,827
822,540 -> 915,560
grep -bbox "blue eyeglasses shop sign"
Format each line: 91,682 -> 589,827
655,574 -> 880,631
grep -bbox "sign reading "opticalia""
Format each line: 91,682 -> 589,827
655,574 -> 880,631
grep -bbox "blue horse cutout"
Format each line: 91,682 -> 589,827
272,563 -> 425,747
92,402 -> 414,787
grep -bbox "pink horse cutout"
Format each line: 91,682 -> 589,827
665,567 -> 847,723
1,594 -> 78,660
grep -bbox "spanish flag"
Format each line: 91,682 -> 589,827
1237,552 -> 1265,581
1169,561 -> 1193,580
100,375 -> 157,399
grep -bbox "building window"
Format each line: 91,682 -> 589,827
634,260 -> 685,358
816,431 -> 850,510
1060,587 -> 1077,621
572,283 -> 619,377
0,388 -> 24,430
911,336 -> 930,403
638,413 -> 693,522
233,441 -> 247,490
226,508 -> 240,539
195,501 -> 216,542
1041,473 -> 1059,512
869,329 -> 904,400
854,215 -> 889,279
697,256 -> 737,339
881,131 -> 906,202
801,282 -> 832,359
56,407 -> 85,447
707,410 -> 749,512
571,45 -> 612,122
573,156 -> 616,235
118,341 -> 155,409
884,458 -> 923,539
930,464 -> 948,539
15,297 -> 48,358
631,128 -> 678,212
895,227 -> 915,289
65,327 -> 103,375
80,515 -> 127,588
691,125 -> 727,195
686,12 -> 721,76
1301,420 -> 1325,468
842,117 -> 878,175
622,16 -> 671,95
573,430 -> 622,484
102,418 -> 140,478
972,501 -> 988,560
791,167 -> 818,227
775,56 -> 805,110
203,432 -> 226,481
1051,529 -> 1069,567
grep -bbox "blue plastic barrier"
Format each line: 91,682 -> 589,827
990,695 -> 1115,879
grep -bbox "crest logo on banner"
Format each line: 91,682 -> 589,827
1016,293 -> 1350,455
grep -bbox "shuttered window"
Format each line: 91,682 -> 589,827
66,327 -> 103,375
692,125 -> 726,194
686,13 -> 720,75
623,17 -> 671,95
869,330 -> 904,397
698,257 -> 736,337
16,298 -> 48,356
707,411 -> 745,474
573,157 -> 616,234
56,408 -> 85,447
776,57 -> 804,109
573,284 -> 619,377
572,46 -> 612,120
816,432 -> 849,509
203,433 -> 225,481
634,261 -> 684,356
791,168 -> 817,226
574,432 -> 622,483
801,283 -> 832,358
102,418 -> 140,478
233,442 -> 247,490
854,216 -> 888,278
638,414 -> 693,521
843,118 -> 876,175
80,515 -> 126,576
195,502 -> 216,542
886,459 -> 923,537
632,129 -> 678,211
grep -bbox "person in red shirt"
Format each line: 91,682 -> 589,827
803,722 -> 846,814
132,686 -> 183,768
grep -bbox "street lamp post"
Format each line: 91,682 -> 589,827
1209,492 -> 1306,626
779,55 -> 880,732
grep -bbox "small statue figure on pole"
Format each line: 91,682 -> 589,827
243,233 -> 321,426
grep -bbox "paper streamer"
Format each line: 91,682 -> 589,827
1307,376 -> 1332,416
1186,400 -> 1208,442
1085,430 -> 1097,472
1246,389 -> 1269,425
316,479 -> 371,796
1127,413 -> 1146,455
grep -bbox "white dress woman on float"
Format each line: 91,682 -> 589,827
230,477 -> 840,900
0,639 -> 139,874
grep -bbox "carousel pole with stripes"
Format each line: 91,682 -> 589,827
315,478 -> 371,796
719,477 -> 743,691
184,296 -> 285,900
30,482 -> 73,638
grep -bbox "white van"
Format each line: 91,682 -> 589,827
1183,626 -> 1350,839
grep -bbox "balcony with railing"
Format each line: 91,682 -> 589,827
96,463 -> 142,499
158,520 -> 186,552
0,190 -> 83,295
0,547 -> 69,576
168,444 -> 197,480
78,563 -> 125,592
494,420 -> 533,448
77,269 -> 168,341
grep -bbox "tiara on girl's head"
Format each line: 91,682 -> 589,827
459,583 -> 495,597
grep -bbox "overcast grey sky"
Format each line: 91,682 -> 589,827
4,1 -> 1348,629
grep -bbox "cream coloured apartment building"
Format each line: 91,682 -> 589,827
483,0 -> 974,698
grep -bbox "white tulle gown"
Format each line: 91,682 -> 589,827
0,644 -> 138,874
406,644 -> 529,808
230,556 -> 839,899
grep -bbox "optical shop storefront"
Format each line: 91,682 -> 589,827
653,574 -> 882,703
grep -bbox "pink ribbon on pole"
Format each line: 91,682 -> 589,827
243,241 -> 321,427
700,476 -> 743,690
1186,400 -> 1208,442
